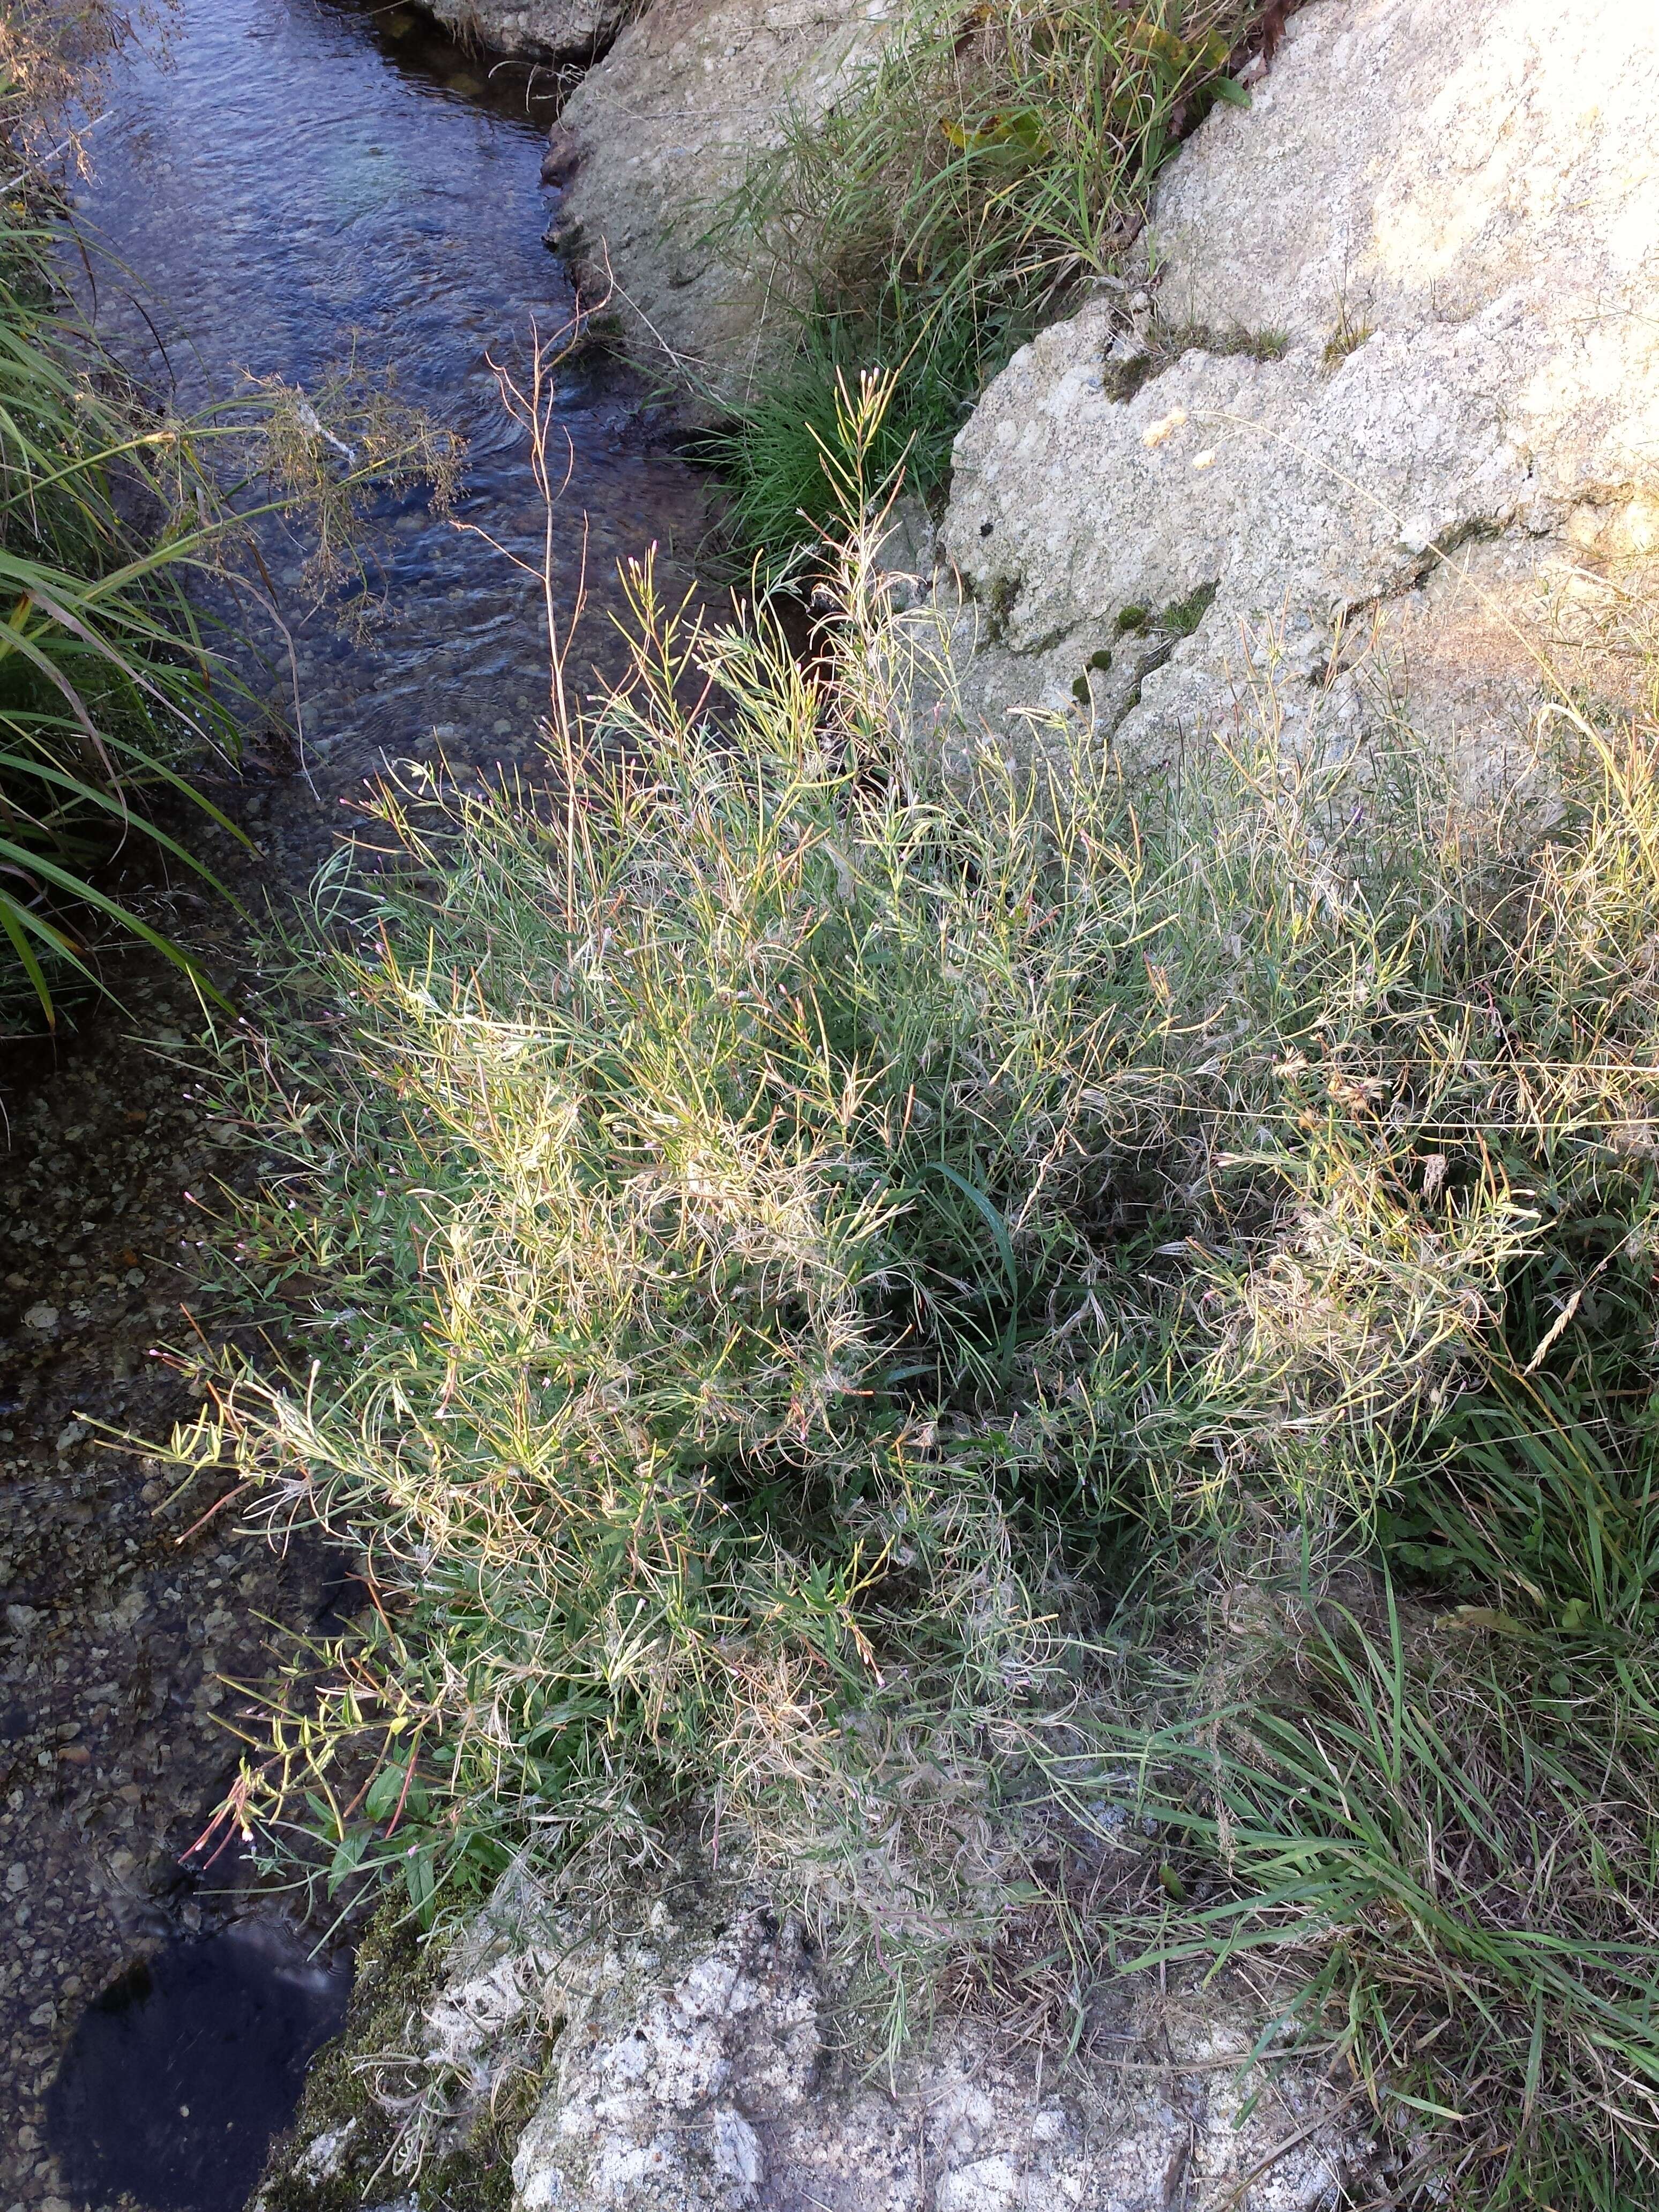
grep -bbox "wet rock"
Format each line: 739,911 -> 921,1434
540,123 -> 580,186
413,0 -> 633,64
45,1929 -> 350,2212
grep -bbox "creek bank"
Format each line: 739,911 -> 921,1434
0,0 -> 711,2201
509,2 -> 1277,424
549,0 -> 896,410
514,0 -> 1659,772
416,0 -> 903,402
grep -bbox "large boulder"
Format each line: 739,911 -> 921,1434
552,0 -> 895,408
940,0 -> 1659,779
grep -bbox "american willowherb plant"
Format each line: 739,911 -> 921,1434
161,371 -> 1659,2193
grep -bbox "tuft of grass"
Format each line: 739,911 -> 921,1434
1102,315 -> 1289,401
1120,1367 -> 1659,2204
0,161 -> 463,1031
1322,297 -> 1373,370
708,1 -> 1271,563
698,305 -> 985,573
0,0 -> 465,1028
162,382 -> 1659,2197
0,180 -> 244,1027
1159,578 -> 1216,634
0,0 -> 135,151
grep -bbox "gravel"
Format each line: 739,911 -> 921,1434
0,959 -> 347,2211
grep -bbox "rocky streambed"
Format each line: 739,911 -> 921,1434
0,952 -> 354,2212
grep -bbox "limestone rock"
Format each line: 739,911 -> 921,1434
416,0 -> 631,63
274,1862 -> 1377,2212
940,0 -> 1659,778
554,0 -> 897,407
509,1897 -> 822,2209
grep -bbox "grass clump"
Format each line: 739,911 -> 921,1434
0,12 -> 241,1026
708,2 -> 1268,564
0,177 -> 245,1026
1322,294 -> 1374,370
167,391 -> 1659,2199
1101,315 -> 1289,401
0,0 -> 464,1028
1124,1376 -> 1659,2202
0,47 -> 462,1030
1159,577 -> 1216,634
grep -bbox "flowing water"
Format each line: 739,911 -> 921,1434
74,0 -> 708,871
0,4 -> 708,2203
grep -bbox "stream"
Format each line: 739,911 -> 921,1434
0,3 -> 708,2204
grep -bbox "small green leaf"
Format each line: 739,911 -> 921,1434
364,1761 -> 407,1822
326,1827 -> 370,1895
404,1840 -> 438,1925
